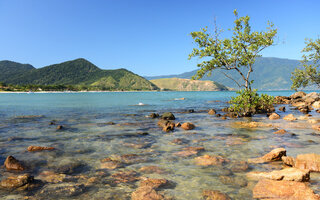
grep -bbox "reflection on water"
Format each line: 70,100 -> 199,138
0,91 -> 319,199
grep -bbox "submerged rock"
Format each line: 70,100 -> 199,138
247,167 -> 310,182
149,113 -> 160,118
195,155 -> 228,166
219,175 -> 248,187
0,174 -> 34,189
230,161 -> 249,172
202,190 -> 231,200
274,129 -> 287,134
56,125 -> 64,130
131,186 -> 164,200
158,119 -> 175,132
139,178 -> 169,189
139,166 -> 165,174
38,183 -> 85,198
38,171 -> 68,183
4,156 -> 25,171
27,145 -> 55,151
248,148 -> 286,164
181,122 -> 195,130
111,170 -> 140,184
253,179 -> 319,200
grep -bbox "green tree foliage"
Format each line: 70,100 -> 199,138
291,38 -> 320,89
189,10 -> 277,90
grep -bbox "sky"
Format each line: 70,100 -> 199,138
0,0 -> 319,76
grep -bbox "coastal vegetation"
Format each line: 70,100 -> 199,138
189,10 -> 277,116
291,38 -> 320,90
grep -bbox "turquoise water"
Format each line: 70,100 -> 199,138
0,91 -> 319,199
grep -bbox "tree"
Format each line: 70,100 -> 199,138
189,10 -> 277,90
291,38 -> 320,90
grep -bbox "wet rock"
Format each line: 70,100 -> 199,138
27,146 -> 55,151
283,114 -> 297,121
149,113 -> 160,118
279,106 -> 286,112
131,186 -> 164,200
100,159 -> 123,170
4,156 -> 25,171
233,121 -> 273,128
208,109 -> 216,115
181,122 -> 195,130
161,112 -> 175,120
312,101 -> 320,109
0,174 -> 34,189
111,154 -> 147,165
123,141 -> 152,149
174,150 -> 199,157
195,155 -> 228,166
274,129 -> 287,134
55,161 -> 85,174
56,125 -> 64,130
230,161 -> 249,172
111,170 -> 140,184
38,183 -> 85,197
248,148 -> 286,164
170,138 -> 189,145
295,153 -> 320,172
139,166 -> 165,174
38,171 -> 68,183
139,178 -> 169,189
158,120 -> 175,132
275,96 -> 291,104
202,190 -> 231,200
290,91 -> 306,99
97,122 -> 116,126
188,109 -> 195,113
282,156 -> 295,167
247,168 -> 310,182
175,122 -> 181,127
253,179 -> 319,200
269,112 -> 280,120
215,114 -> 221,117
219,175 -> 248,187
312,124 -> 320,131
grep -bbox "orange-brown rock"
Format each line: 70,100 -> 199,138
295,153 -> 320,172
175,122 -> 181,127
312,124 -> 320,131
202,190 -> 231,200
158,119 -> 175,132
247,168 -> 310,182
111,170 -> 140,184
208,109 -> 216,115
38,171 -> 67,183
269,113 -> 280,120
253,179 -> 319,200
131,186 -> 164,200
248,148 -> 286,164
230,161 -> 249,172
274,129 -> 287,134
139,178 -> 169,189
27,146 -> 55,151
283,114 -> 297,121
282,156 -> 295,167
0,174 -> 34,189
4,156 -> 25,171
290,91 -> 306,99
233,121 -> 274,128
195,155 -> 228,166
139,166 -> 164,174
181,122 -> 195,130
174,150 -> 199,157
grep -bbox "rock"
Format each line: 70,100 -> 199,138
56,125 -> 64,130
295,153 -> 320,172
269,112 -> 280,120
202,190 -> 231,200
308,119 -> 320,124
139,166 -> 165,174
221,116 -> 227,120
303,92 -> 320,103
279,106 -> 286,112
149,113 -> 159,118
158,119 -> 175,132
174,150 -> 199,157
38,171 -> 67,183
282,156 -> 295,167
215,114 -> 221,117
208,109 -> 216,115
100,160 -> 123,170
230,161 -> 249,172
181,122 -> 195,130
312,124 -> 320,131
4,156 -> 25,171
298,115 -> 309,120
55,161 -> 84,174
38,183 -> 85,197
247,168 -> 310,182
233,121 -> 273,128
0,174 -> 34,189
248,148 -> 286,164
312,101 -> 320,109
292,101 -> 307,107
274,129 -> 287,134
253,179 -> 319,200
139,178 -> 169,189
283,114 -> 297,121
290,91 -> 306,99
27,146 -> 55,151
219,175 -> 248,187
275,96 -> 291,104
161,112 -> 175,120
131,186 -> 164,200
111,170 -> 140,184
175,122 -> 181,127
171,138 -> 189,145
195,155 -> 228,166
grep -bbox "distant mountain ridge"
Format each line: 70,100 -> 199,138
0,58 -> 158,91
150,78 -> 230,91
145,57 -> 301,90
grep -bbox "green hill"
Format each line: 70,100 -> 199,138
0,60 -> 35,83
0,59 -> 158,91
145,57 -> 301,90
150,78 -> 230,91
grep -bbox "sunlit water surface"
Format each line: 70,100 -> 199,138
0,91 -> 319,199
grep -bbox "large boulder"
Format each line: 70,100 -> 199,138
4,156 -> 25,171
247,167 -> 310,182
253,179 -> 319,200
161,112 -> 175,120
303,92 -> 320,104
312,101 -> 320,109
269,113 -> 280,120
248,148 -> 286,164
290,91 -> 306,99
295,153 -> 320,172
181,122 -> 195,130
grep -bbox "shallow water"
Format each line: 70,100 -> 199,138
0,91 -> 320,199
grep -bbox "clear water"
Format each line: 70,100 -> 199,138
0,91 -> 319,199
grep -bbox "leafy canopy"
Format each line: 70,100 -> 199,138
189,10 -> 277,90
291,38 -> 320,89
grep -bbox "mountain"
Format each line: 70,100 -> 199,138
0,60 -> 35,83
145,57 -> 301,90
0,59 -> 158,91
150,78 -> 230,91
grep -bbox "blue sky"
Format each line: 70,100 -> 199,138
0,0 -> 319,76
